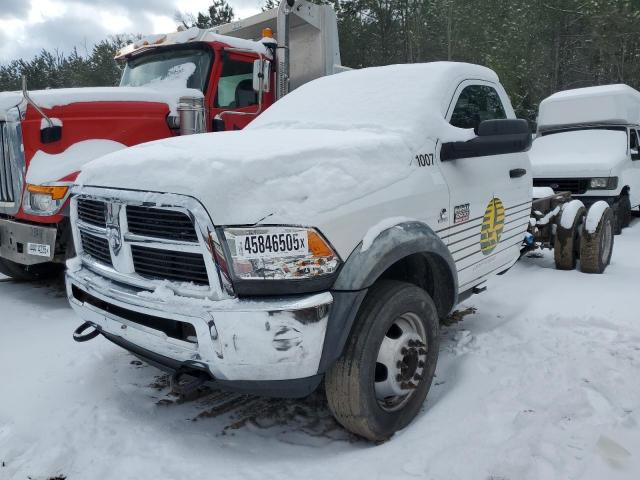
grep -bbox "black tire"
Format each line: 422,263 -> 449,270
0,257 -> 62,281
580,206 -> 614,274
554,203 -> 585,270
325,280 -> 440,442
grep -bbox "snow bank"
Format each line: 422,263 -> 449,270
26,140 -> 126,184
0,86 -> 203,117
249,62 -> 500,150
538,84 -> 640,130
530,130 -> 627,177
361,217 -> 416,252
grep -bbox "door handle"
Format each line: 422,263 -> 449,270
510,168 -> 527,179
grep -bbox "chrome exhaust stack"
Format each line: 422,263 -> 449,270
177,96 -> 207,135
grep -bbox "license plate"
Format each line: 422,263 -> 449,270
235,231 -> 308,260
27,243 -> 51,258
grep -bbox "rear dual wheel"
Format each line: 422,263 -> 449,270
325,280 -> 439,442
554,201 -> 586,270
580,206 -> 614,274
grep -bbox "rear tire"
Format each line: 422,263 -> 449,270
325,280 -> 439,442
0,258 -> 62,281
554,202 -> 585,270
580,206 -> 614,274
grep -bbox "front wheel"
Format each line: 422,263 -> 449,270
325,280 -> 440,441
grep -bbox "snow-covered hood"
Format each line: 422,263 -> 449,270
78,129 -> 414,225
0,86 -> 203,119
530,129 -> 628,178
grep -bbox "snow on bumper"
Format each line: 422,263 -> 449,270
66,265 -> 332,382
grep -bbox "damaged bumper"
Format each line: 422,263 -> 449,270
66,265 -> 333,384
0,218 -> 57,264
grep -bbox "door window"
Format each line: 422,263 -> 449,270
450,85 -> 506,130
216,59 -> 257,108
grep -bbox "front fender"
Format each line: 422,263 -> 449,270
333,220 -> 458,297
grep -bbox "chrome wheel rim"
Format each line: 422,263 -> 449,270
374,312 -> 428,412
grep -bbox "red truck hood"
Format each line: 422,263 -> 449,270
0,86 -> 203,119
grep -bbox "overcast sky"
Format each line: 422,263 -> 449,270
0,0 -> 263,63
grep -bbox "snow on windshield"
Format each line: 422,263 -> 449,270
141,63 -> 197,90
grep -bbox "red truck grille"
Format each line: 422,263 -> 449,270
0,123 -> 16,203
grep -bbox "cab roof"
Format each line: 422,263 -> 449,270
538,84 -> 640,132
116,27 -> 271,60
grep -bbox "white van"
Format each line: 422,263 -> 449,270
530,84 -> 640,233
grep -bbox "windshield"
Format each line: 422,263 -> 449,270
120,48 -> 212,92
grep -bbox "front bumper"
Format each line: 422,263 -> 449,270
0,218 -> 57,265
66,264 -> 333,383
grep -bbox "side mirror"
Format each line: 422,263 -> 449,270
441,119 -> 532,161
631,149 -> 640,161
253,59 -> 271,93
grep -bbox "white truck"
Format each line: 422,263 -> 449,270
530,84 -> 640,234
65,62 -> 615,441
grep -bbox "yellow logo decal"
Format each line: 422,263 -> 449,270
481,197 -> 505,255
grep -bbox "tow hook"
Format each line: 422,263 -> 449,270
72,322 -> 100,342
170,368 -> 211,398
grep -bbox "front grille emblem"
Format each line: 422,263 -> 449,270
105,202 -> 123,256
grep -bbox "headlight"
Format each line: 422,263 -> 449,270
23,183 -> 70,216
221,226 -> 340,281
589,177 -> 618,190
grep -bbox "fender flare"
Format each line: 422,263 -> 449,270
333,221 -> 458,296
318,221 -> 458,373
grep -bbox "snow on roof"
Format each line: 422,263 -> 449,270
116,27 -> 270,60
0,86 -> 203,117
249,62 -> 505,149
538,84 -> 640,131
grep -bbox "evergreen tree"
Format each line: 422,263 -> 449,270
195,0 -> 235,28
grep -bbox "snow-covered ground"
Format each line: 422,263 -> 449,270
1,221 -> 639,480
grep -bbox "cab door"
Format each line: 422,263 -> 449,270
438,81 -> 531,294
210,53 -> 262,132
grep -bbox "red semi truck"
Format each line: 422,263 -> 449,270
0,0 -> 341,280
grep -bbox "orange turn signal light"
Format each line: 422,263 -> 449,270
27,184 -> 69,201
262,28 -> 274,39
308,230 -> 334,258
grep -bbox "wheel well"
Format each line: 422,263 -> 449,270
377,252 -> 456,319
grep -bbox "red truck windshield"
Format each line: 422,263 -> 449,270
120,48 -> 213,92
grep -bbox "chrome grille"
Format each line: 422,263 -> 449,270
126,205 -> 198,242
131,245 -> 209,285
77,199 -> 107,227
0,122 -> 15,203
533,178 -> 589,195
71,189 -> 231,297
79,231 -> 112,266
